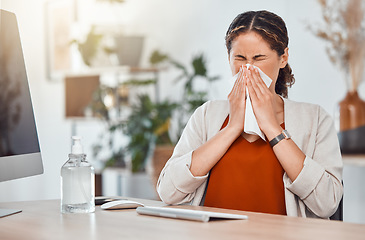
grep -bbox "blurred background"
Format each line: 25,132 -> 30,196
1,0 -> 365,224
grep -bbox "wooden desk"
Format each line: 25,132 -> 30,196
0,199 -> 364,240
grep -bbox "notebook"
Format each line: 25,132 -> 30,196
136,206 -> 248,222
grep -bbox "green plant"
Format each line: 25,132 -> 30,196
168,52 -> 220,136
120,51 -> 219,172
72,1 -> 125,66
90,84 -> 126,169
149,50 -> 169,65
122,95 -> 177,172
71,26 -> 104,66
90,50 -> 218,172
89,81 -> 177,172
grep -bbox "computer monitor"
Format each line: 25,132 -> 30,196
0,9 -> 43,217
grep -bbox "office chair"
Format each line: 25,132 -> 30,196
329,197 -> 343,221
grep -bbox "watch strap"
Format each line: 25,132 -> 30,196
269,130 -> 290,147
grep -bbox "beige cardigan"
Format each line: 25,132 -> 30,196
157,98 -> 343,218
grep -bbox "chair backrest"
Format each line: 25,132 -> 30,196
329,196 -> 343,221
330,181 -> 344,221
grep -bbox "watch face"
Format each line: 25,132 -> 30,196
283,130 -> 291,139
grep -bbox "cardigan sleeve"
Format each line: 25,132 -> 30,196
284,106 -> 343,218
156,102 -> 210,205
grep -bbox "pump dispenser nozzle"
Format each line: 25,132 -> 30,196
71,136 -> 83,154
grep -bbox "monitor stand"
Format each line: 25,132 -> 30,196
0,209 -> 22,218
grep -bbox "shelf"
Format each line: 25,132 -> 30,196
342,154 -> 365,167
64,66 -> 160,77
129,66 -> 160,73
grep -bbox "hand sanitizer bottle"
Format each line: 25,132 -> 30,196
61,136 -> 95,213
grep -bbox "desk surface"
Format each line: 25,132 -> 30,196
0,198 -> 364,240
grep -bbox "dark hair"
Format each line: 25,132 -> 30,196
225,10 -> 294,98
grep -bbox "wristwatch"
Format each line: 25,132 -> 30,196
269,130 -> 291,147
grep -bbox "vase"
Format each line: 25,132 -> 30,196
114,35 -> 144,67
338,91 -> 365,131
149,144 -> 174,198
337,91 -> 365,153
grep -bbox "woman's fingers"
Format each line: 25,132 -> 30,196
247,67 -> 266,95
237,66 -> 245,93
247,74 -> 258,102
242,68 -> 247,99
245,66 -> 278,133
229,67 -> 243,97
227,66 -> 247,133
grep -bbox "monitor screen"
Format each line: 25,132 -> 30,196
0,9 -> 43,182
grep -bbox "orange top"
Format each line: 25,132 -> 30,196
204,117 -> 286,215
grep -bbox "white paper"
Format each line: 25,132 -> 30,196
229,64 -> 272,141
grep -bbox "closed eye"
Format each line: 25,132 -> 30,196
234,55 -> 246,60
253,54 -> 267,61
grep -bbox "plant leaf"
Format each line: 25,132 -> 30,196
149,50 -> 169,65
192,53 -> 207,76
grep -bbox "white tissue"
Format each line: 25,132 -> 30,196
230,64 -> 272,141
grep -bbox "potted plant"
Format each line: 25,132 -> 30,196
122,95 -> 177,172
89,84 -> 127,170
71,0 -> 145,68
141,51 -> 220,189
89,50 -> 219,197
309,0 -> 365,153
168,53 -> 220,137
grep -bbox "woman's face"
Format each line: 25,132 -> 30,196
228,31 -> 288,89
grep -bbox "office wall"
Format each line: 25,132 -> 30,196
1,0 -> 364,224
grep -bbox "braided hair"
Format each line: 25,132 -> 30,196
225,10 -> 295,98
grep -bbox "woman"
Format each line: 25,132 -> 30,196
157,10 -> 343,218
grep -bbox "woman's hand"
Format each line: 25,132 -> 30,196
189,66 -> 248,177
246,67 -> 306,182
227,66 -> 247,135
246,67 -> 281,137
